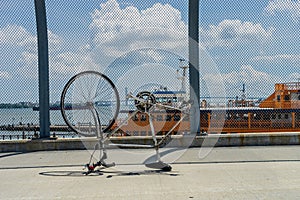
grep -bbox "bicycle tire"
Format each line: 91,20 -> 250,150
60,71 -> 120,137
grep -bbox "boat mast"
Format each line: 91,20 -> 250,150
177,58 -> 188,93
240,83 -> 246,101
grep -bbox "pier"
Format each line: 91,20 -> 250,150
1,146 -> 299,199
1,132 -> 300,152
0,124 -> 71,132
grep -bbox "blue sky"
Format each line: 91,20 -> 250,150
1,0 -> 300,103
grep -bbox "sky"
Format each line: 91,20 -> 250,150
1,0 -> 300,103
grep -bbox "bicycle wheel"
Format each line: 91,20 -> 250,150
134,91 -> 156,112
61,71 -> 120,137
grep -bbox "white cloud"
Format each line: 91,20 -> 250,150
90,0 -> 186,39
20,51 -> 38,67
138,49 -> 165,62
202,65 -> 281,97
2,1 -> 275,79
265,0 -> 300,21
289,72 -> 300,80
0,24 -> 74,78
51,51 -> 100,76
89,0 -> 188,62
0,25 -> 33,46
48,30 -> 64,52
89,1 -> 274,55
0,25 -> 62,53
252,54 -> 300,62
17,50 -> 100,79
201,20 -> 274,48
203,64 -> 300,97
116,63 -> 180,96
0,71 -> 11,79
205,65 -> 275,84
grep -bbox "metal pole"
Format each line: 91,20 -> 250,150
34,0 -> 50,138
188,0 -> 200,134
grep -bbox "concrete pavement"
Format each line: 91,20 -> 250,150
0,146 -> 300,199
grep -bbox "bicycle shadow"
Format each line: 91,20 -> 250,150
39,168 -> 180,178
105,169 -> 179,178
39,170 -> 102,177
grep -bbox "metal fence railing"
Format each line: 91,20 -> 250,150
1,0 -> 299,140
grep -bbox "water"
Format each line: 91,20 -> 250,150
0,104 -> 132,140
0,108 -> 75,139
0,101 -> 137,140
0,108 -> 65,126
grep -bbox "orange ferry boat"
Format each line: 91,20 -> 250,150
111,81 -> 300,135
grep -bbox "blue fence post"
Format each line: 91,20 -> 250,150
34,0 -> 50,138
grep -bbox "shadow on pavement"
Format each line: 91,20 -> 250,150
0,152 -> 24,159
39,169 -> 180,178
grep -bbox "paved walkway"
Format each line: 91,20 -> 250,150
0,146 -> 300,199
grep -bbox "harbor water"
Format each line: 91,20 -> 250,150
0,108 -> 64,125
0,108 -> 76,139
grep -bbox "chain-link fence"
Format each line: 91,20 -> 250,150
1,0 -> 299,140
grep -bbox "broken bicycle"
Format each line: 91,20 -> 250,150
60,71 -> 191,175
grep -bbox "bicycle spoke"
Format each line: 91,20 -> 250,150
61,71 -> 120,136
